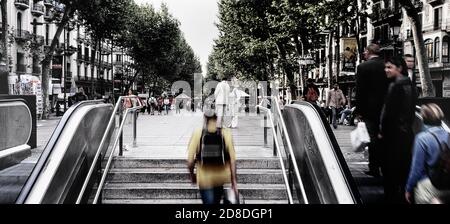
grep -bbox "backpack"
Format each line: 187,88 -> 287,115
197,129 -> 229,165
428,131 -> 450,190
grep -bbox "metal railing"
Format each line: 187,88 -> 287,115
76,96 -> 142,204
256,96 -> 309,204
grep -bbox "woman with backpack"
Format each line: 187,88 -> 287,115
405,103 -> 450,204
187,103 -> 238,204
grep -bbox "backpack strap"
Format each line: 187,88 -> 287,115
429,130 -> 446,154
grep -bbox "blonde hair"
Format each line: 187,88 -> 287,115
421,103 -> 444,126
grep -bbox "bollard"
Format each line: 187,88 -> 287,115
119,110 -> 123,156
133,109 -> 137,148
264,115 -> 268,147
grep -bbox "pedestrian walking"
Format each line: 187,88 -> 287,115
355,43 -> 390,177
379,56 -> 417,203
326,83 -> 346,129
164,96 -> 170,115
405,103 -> 450,204
214,77 -> 231,129
228,86 -> 240,128
187,101 -> 238,204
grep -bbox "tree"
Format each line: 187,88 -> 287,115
77,0 -> 134,98
0,0 -> 8,94
40,1 -> 77,118
398,0 -> 434,97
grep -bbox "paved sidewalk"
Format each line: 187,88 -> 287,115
121,111 -> 274,159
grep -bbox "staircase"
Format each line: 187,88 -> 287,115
102,157 -> 288,204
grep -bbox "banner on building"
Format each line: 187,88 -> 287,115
342,38 -> 358,72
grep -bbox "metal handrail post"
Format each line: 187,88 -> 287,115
257,105 -> 293,204
133,110 -> 137,147
264,115 -> 268,147
119,109 -> 123,156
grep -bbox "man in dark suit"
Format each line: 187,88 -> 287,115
355,43 -> 390,177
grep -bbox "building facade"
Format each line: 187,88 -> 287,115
1,0 -> 134,115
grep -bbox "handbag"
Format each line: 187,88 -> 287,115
350,122 -> 371,152
223,188 -> 244,204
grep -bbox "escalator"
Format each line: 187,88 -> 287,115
0,99 -> 115,204
258,98 -> 361,204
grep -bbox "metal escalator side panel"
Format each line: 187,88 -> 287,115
284,102 -> 360,204
16,100 -> 111,204
0,100 -> 32,151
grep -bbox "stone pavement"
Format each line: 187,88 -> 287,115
121,110 -> 274,159
332,124 -> 384,204
24,116 -> 61,163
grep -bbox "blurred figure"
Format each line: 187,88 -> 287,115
228,86 -> 240,128
187,101 -> 238,204
355,43 -> 390,177
405,104 -> 450,204
326,83 -> 346,129
404,54 -> 415,82
304,79 -> 320,104
214,77 -> 231,129
379,56 -> 417,203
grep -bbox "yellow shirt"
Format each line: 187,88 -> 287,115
187,120 -> 236,189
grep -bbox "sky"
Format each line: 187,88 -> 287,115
134,0 -> 220,75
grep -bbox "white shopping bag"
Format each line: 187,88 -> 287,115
350,122 -> 371,152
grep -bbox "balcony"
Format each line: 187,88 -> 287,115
44,0 -> 54,7
85,56 -> 91,63
113,61 -> 123,66
16,64 -> 27,73
44,10 -> 54,21
370,6 -> 402,26
15,0 -> 30,10
427,0 -> 443,7
31,34 -> 45,45
31,4 -> 45,16
412,0 -> 424,10
14,29 -> 31,43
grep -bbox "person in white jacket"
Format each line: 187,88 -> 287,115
214,77 -> 231,129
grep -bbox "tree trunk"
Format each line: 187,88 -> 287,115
409,12 -> 435,97
335,26 -> 340,84
399,0 -> 435,97
41,6 -> 74,118
0,0 -> 9,94
275,41 -> 296,100
90,39 -> 98,98
328,32 -> 334,88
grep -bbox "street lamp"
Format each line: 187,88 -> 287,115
391,25 -> 401,56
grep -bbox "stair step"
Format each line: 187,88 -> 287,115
102,199 -> 289,204
112,158 -> 281,169
103,183 -> 287,200
106,168 -> 284,184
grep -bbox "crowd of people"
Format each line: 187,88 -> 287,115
300,43 -> 450,204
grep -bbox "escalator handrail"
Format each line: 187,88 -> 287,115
15,100 -> 106,204
289,101 -> 362,204
92,103 -> 143,204
258,96 -> 309,204
269,96 -> 309,204
257,104 -> 294,203
76,96 -> 143,203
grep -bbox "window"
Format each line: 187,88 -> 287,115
17,13 -> 22,33
434,37 -> 440,63
443,36 -> 449,63
425,39 -> 433,63
434,7 -> 442,30
116,54 -> 122,62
